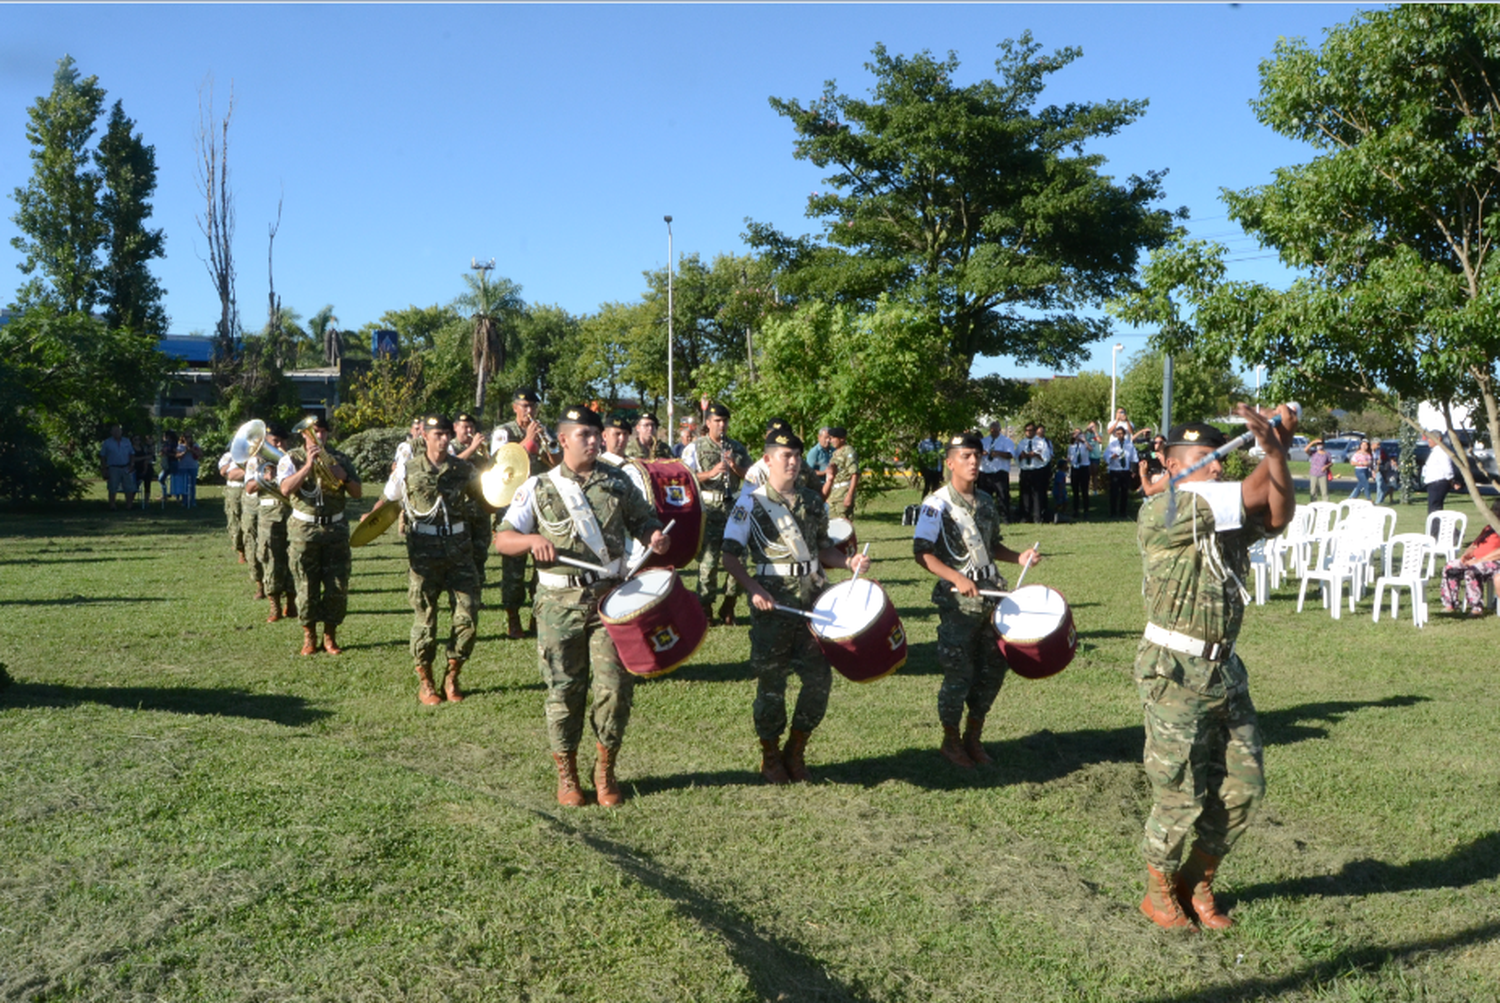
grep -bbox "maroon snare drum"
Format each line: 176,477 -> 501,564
628,459 -> 705,571
827,517 -> 858,559
990,584 -> 1077,680
599,568 -> 708,679
807,578 -> 907,683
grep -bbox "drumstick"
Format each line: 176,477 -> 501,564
554,554 -> 613,575
849,542 -> 871,582
950,587 -> 1011,599
1013,541 -> 1040,590
625,519 -> 676,579
772,603 -> 834,622
1164,404 -> 1300,522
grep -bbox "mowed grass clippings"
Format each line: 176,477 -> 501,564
2,483 -> 1498,1002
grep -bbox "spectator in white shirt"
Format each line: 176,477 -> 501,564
1066,430 -> 1092,516
1016,423 -> 1052,523
1107,407 -> 1135,441
980,420 -> 1015,518
1423,430 -> 1460,523
1105,425 -> 1139,518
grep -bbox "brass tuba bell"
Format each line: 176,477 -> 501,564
230,419 -> 289,501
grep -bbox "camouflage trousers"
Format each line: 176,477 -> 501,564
695,509 -> 739,605
934,603 -> 1008,728
241,492 -> 263,585
494,508 -> 533,610
256,505 -> 292,598
225,487 -> 247,554
288,520 -> 352,627
535,584 -> 634,753
1138,657 -> 1265,872
749,604 -> 832,741
407,535 -> 480,666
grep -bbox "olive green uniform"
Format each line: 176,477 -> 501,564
684,434 -> 751,609
241,458 -> 264,588
1135,484 -> 1268,874
499,462 -> 662,753
722,483 -> 835,741
219,452 -> 247,555
491,420 -> 553,611
277,447 -> 360,629
827,444 -> 859,517
911,485 -> 1010,728
624,436 -> 673,460
451,439 -> 491,588
255,482 -> 292,601
388,450 -> 485,667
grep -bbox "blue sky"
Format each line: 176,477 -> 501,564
1,3 -> 1362,380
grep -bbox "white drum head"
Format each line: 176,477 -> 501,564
991,585 -> 1067,643
827,517 -> 854,545
809,578 -> 885,640
601,568 -> 675,618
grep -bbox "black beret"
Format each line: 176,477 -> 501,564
265,422 -> 288,438
423,414 -> 455,434
604,414 -> 631,431
705,403 -> 731,419
1165,422 -> 1228,449
765,430 -> 805,452
309,414 -> 330,431
765,416 -> 791,432
453,412 -> 478,425
557,405 -> 603,430
513,389 -> 540,404
828,426 -> 848,439
637,412 -> 659,424
947,433 -> 984,453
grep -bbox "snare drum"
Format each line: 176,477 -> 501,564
628,459 -> 705,570
807,578 -> 907,683
599,568 -> 708,679
990,584 -> 1077,680
827,517 -> 858,559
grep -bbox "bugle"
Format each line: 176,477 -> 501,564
291,416 -> 346,493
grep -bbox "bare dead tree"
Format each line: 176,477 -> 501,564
195,78 -> 238,374
267,191 -> 284,369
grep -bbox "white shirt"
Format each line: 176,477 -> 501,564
981,434 -> 1015,474
1105,438 -> 1138,471
1018,436 -> 1052,470
1423,443 -> 1455,484
1067,441 -> 1091,468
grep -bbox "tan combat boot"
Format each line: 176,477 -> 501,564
506,608 -> 525,640
321,625 -> 342,655
1176,847 -> 1233,930
939,724 -> 975,768
552,751 -> 585,807
962,715 -> 993,766
782,729 -> 813,782
266,595 -> 283,623
284,597 -> 298,619
594,743 -> 623,807
253,581 -> 266,601
300,626 -> 318,656
414,664 -> 442,706
717,595 -> 738,627
442,658 -> 465,703
1140,865 -> 1197,931
759,738 -> 791,785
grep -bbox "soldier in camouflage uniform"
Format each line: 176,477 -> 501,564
364,414 -> 493,706
624,411 -> 673,460
743,418 -> 820,493
276,415 -> 363,657
495,405 -> 668,808
723,429 -> 870,784
1134,407 -> 1297,931
682,402 -> 751,624
249,423 -> 296,623
823,426 -> 860,519
490,389 -> 559,638
913,433 -> 1040,769
241,452 -> 264,599
218,451 -> 248,563
451,412 -> 491,593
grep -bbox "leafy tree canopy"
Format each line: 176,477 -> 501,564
748,37 -> 1180,386
1016,371 -> 1112,434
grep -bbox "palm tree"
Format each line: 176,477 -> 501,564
308,304 -> 340,366
455,269 -> 524,414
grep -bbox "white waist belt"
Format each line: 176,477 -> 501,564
832,481 -> 851,493
226,480 -> 244,488
259,498 -> 279,508
538,566 -> 621,588
1144,622 -> 1230,662
756,560 -> 816,577
701,489 -> 725,504
290,510 -> 345,524
412,521 -> 465,536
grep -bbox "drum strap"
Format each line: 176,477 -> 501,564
547,466 -> 610,566
937,486 -> 997,583
750,486 -> 813,563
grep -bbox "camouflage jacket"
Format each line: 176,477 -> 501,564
828,445 -> 858,491
389,450 -> 483,545
684,435 -> 750,510
492,420 -> 554,477
277,446 -> 360,519
1136,484 -> 1270,689
912,485 -> 1006,616
723,483 -> 833,605
625,436 -> 673,460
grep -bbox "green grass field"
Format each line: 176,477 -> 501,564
3,483 -> 1498,1002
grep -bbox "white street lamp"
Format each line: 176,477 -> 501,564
664,216 -> 674,433
1255,364 -> 1267,404
1109,343 -> 1124,427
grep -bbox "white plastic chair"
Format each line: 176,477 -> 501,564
1298,530 -> 1366,618
1249,539 -> 1272,605
1276,506 -> 1317,581
1337,498 -> 1373,524
1423,511 -> 1467,577
1372,533 -> 1431,627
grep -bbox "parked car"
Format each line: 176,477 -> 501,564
1249,434 -> 1309,461
1412,432 -> 1496,485
1321,437 -> 1360,464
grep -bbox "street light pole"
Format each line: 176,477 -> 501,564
664,216 -> 674,434
1109,343 -> 1124,427
1255,364 -> 1266,404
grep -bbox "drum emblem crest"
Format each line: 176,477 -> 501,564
665,484 -> 689,507
650,625 -> 682,653
888,625 -> 905,650
730,505 -> 749,522
1067,625 -> 1077,650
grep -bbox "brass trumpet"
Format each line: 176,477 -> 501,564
291,416 -> 346,493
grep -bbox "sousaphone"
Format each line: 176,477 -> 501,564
482,443 -> 532,508
229,419 -> 289,502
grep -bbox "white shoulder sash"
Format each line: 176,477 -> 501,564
751,485 -> 813,562
940,485 -> 995,579
547,465 -> 609,564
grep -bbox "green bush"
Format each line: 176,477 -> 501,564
339,426 -> 408,483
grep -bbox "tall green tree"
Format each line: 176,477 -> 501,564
455,268 -> 524,413
1114,5 -> 1500,526
96,101 -> 166,335
9,56 -> 107,314
375,304 -> 463,353
1017,371 -> 1113,433
747,37 -> 1179,422
1117,349 -> 1244,433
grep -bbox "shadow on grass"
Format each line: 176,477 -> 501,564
1,681 -> 331,726
540,809 -> 871,1003
1233,830 -> 1500,905
0,554 -> 159,565
1142,920 -> 1500,1003
1259,694 -> 1428,744
0,595 -> 169,606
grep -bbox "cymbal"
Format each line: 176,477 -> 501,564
482,443 -> 531,508
349,502 -> 400,548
